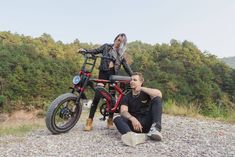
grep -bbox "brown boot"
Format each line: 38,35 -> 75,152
107,118 -> 114,129
84,118 -> 93,131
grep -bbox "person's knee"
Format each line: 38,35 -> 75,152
113,116 -> 123,129
113,115 -> 121,124
151,96 -> 162,105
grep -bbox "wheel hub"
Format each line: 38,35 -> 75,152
60,107 -> 72,119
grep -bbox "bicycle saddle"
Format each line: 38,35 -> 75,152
109,75 -> 131,82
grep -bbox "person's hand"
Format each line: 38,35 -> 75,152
77,48 -> 86,53
130,116 -> 143,132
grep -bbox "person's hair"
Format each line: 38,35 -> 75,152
114,33 -> 127,57
114,33 -> 127,45
132,72 -> 144,82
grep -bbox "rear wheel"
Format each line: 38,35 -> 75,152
46,93 -> 82,134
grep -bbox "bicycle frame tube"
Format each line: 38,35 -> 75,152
110,83 -> 125,112
73,53 -> 130,113
82,55 -> 97,73
92,79 -> 130,113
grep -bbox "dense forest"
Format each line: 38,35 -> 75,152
0,31 -> 235,119
221,57 -> 235,69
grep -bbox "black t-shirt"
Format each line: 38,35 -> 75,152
121,91 -> 151,117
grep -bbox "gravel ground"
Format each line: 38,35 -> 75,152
0,113 -> 234,157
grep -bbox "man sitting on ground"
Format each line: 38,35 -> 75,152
113,72 -> 163,146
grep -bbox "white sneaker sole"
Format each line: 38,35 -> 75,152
121,132 -> 147,147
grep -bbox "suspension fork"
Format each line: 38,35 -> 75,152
75,76 -> 91,105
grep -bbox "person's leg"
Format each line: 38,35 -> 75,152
83,91 -> 101,131
114,116 -> 147,146
107,112 -> 114,129
138,115 -> 152,133
150,96 -> 162,131
91,82 -> 114,129
113,116 -> 133,134
84,70 -> 110,131
107,82 -> 116,128
87,70 -> 106,119
88,91 -> 101,119
145,96 -> 163,141
138,96 -> 162,133
84,81 -> 105,131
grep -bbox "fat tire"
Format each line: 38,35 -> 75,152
45,93 -> 82,134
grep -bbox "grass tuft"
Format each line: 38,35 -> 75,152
0,120 -> 45,137
163,99 -> 235,123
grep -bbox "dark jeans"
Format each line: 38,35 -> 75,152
88,70 -> 115,119
113,96 -> 162,134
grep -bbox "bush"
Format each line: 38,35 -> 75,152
200,102 -> 229,118
0,95 -> 7,113
0,95 -> 6,106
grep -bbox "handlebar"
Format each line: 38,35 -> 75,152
78,49 -> 87,54
78,49 -> 114,61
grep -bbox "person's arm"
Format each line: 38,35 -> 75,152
120,105 -> 132,119
85,44 -> 106,54
140,87 -> 162,99
120,104 -> 143,132
121,58 -> 133,76
120,95 -> 132,119
120,95 -> 143,132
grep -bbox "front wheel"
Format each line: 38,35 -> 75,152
45,93 -> 82,134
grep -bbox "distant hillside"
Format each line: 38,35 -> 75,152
221,57 -> 235,68
0,31 -> 235,119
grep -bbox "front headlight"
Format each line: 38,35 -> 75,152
72,75 -> 81,85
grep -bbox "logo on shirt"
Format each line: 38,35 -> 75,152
141,100 -> 148,103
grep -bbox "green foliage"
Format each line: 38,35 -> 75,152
128,40 -> 235,119
0,32 -> 235,121
0,31 -> 94,111
0,95 -> 6,110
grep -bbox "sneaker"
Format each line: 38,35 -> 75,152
121,132 -> 147,147
147,123 -> 162,141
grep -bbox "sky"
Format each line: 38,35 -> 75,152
1,0 -> 235,58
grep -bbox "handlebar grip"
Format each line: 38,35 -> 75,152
78,50 -> 87,54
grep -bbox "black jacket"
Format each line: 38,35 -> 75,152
86,43 -> 133,76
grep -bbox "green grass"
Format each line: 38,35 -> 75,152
0,121 -> 45,137
0,110 -> 89,137
163,99 -> 200,117
163,99 -> 235,123
214,110 -> 235,123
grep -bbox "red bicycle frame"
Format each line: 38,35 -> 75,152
71,52 -> 131,119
